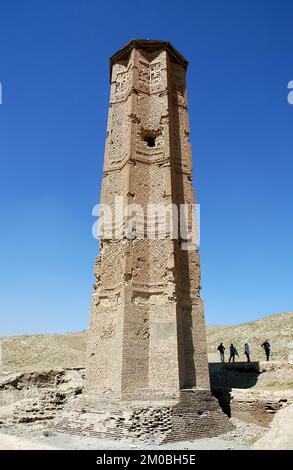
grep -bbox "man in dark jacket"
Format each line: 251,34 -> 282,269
261,340 -> 271,361
217,343 -> 225,363
229,344 -> 239,363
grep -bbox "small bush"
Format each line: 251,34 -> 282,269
43,430 -> 55,438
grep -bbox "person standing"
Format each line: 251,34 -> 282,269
261,340 -> 271,361
217,343 -> 225,363
229,344 -> 239,363
244,343 -> 250,362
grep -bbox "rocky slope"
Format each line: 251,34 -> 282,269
0,332 -> 87,374
253,403 -> 293,450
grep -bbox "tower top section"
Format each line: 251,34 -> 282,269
110,39 -> 188,79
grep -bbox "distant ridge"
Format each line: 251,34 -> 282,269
0,312 -> 292,373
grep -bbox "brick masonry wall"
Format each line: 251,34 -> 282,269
55,390 -> 232,443
86,40 -> 210,400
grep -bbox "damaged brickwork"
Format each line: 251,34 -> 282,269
56,391 -> 232,443
87,39 -> 209,400
62,40 -> 232,441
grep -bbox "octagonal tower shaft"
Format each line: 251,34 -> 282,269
86,40 -> 210,400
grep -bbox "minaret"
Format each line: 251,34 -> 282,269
56,40 -> 232,442
85,39 -> 210,399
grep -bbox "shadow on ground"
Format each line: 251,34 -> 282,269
209,362 -> 260,417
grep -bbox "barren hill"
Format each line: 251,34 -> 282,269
206,311 -> 293,363
0,312 -> 292,374
0,332 -> 87,374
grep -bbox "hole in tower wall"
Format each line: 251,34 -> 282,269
144,136 -> 156,147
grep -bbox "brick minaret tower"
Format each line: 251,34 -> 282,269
86,39 -> 210,399
57,40 -> 231,441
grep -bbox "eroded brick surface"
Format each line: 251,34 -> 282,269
87,39 -> 210,400
78,40 -> 231,441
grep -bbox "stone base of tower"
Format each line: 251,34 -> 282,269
54,389 -> 233,443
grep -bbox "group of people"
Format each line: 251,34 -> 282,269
217,340 -> 271,363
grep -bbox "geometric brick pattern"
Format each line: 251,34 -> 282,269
86,39 -> 210,399
76,41 -> 232,442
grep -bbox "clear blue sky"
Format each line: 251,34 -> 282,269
0,0 -> 292,335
